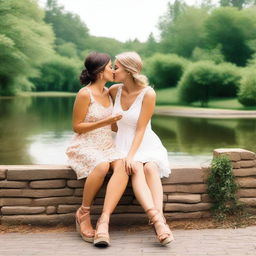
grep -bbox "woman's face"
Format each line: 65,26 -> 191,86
113,60 -> 128,82
102,60 -> 114,82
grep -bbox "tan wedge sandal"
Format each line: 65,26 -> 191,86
146,208 -> 174,246
75,206 -> 95,243
93,213 -> 110,247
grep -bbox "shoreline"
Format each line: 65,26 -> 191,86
155,106 -> 256,119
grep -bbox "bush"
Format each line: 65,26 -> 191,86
238,68 -> 256,106
32,55 -> 81,92
177,61 -> 241,106
207,155 -> 239,218
191,46 -> 225,64
144,53 -> 189,89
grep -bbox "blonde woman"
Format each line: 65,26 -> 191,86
66,52 -> 128,247
109,52 -> 173,246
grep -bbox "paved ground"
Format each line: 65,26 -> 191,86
0,226 -> 256,256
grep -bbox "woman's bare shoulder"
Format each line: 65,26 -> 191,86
144,86 -> 156,99
75,87 -> 90,103
109,83 -> 123,98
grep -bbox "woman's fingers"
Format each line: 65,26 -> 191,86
124,159 -> 132,175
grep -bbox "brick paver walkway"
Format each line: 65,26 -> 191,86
0,226 -> 256,256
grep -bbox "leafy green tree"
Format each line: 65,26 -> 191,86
204,7 -> 256,66
143,33 -> 158,57
85,36 -> 126,58
56,42 -> 78,58
238,68 -> 256,106
45,0 -> 89,51
0,0 -> 54,96
122,39 -> 147,57
32,54 -> 81,92
144,53 -> 189,88
177,61 -> 241,106
220,0 -> 256,9
159,6 -> 208,57
192,45 -> 225,64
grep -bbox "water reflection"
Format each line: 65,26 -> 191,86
0,96 -> 255,165
152,115 -> 255,154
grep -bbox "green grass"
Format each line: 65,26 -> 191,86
4,89 -> 256,110
156,87 -> 256,110
17,91 -> 76,97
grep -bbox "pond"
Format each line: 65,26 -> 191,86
0,96 -> 255,166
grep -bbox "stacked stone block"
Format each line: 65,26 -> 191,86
0,149 -> 255,226
213,148 -> 256,209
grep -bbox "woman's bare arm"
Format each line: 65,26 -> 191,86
109,84 -> 122,132
72,89 -> 121,134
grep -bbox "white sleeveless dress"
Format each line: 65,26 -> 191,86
66,86 -> 124,179
112,85 -> 171,178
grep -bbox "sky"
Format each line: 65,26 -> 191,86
39,0 -> 207,42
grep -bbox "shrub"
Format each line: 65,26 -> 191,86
32,55 -> 81,92
177,61 -> 241,106
144,53 -> 189,89
207,155 -> 239,218
238,68 -> 256,106
192,46 -> 225,64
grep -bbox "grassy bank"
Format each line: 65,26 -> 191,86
2,89 -> 255,111
156,87 -> 256,110
18,91 -> 76,97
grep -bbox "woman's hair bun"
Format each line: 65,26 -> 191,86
79,52 -> 111,86
80,69 -> 91,85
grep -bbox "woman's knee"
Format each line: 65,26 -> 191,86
131,162 -> 144,176
144,162 -> 158,176
95,162 -> 110,177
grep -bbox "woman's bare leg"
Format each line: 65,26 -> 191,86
100,159 -> 129,220
131,162 -> 173,245
94,159 -> 129,246
144,162 -> 164,213
82,162 -> 110,207
78,162 -> 110,235
130,162 -> 155,211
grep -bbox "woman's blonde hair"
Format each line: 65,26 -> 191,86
115,51 -> 149,87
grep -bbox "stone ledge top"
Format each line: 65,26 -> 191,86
0,165 -> 72,171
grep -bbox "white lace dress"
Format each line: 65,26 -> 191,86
112,85 -> 171,178
66,87 -> 124,179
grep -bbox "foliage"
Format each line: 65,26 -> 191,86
56,42 -> 78,58
238,68 -> 256,106
142,33 -> 158,57
207,154 -> 239,218
0,0 -> 55,96
32,55 -> 81,92
177,61 -> 241,106
204,7 -> 256,66
159,6 -> 208,57
144,53 -> 189,89
220,0 -> 256,9
191,45 -> 225,64
84,36 -> 126,59
45,0 -> 89,51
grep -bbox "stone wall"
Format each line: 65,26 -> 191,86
0,148 -> 255,226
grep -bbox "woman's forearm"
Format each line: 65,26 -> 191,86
73,118 -> 110,134
127,128 -> 146,158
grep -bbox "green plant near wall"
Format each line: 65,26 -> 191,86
207,154 -> 239,219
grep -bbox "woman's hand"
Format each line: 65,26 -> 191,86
124,156 -> 134,176
105,114 -> 122,125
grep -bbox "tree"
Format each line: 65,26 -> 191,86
219,0 -> 256,9
204,7 -> 256,66
159,7 -> 208,57
44,0 -> 89,51
0,0 -> 54,96
143,33 -> 158,57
